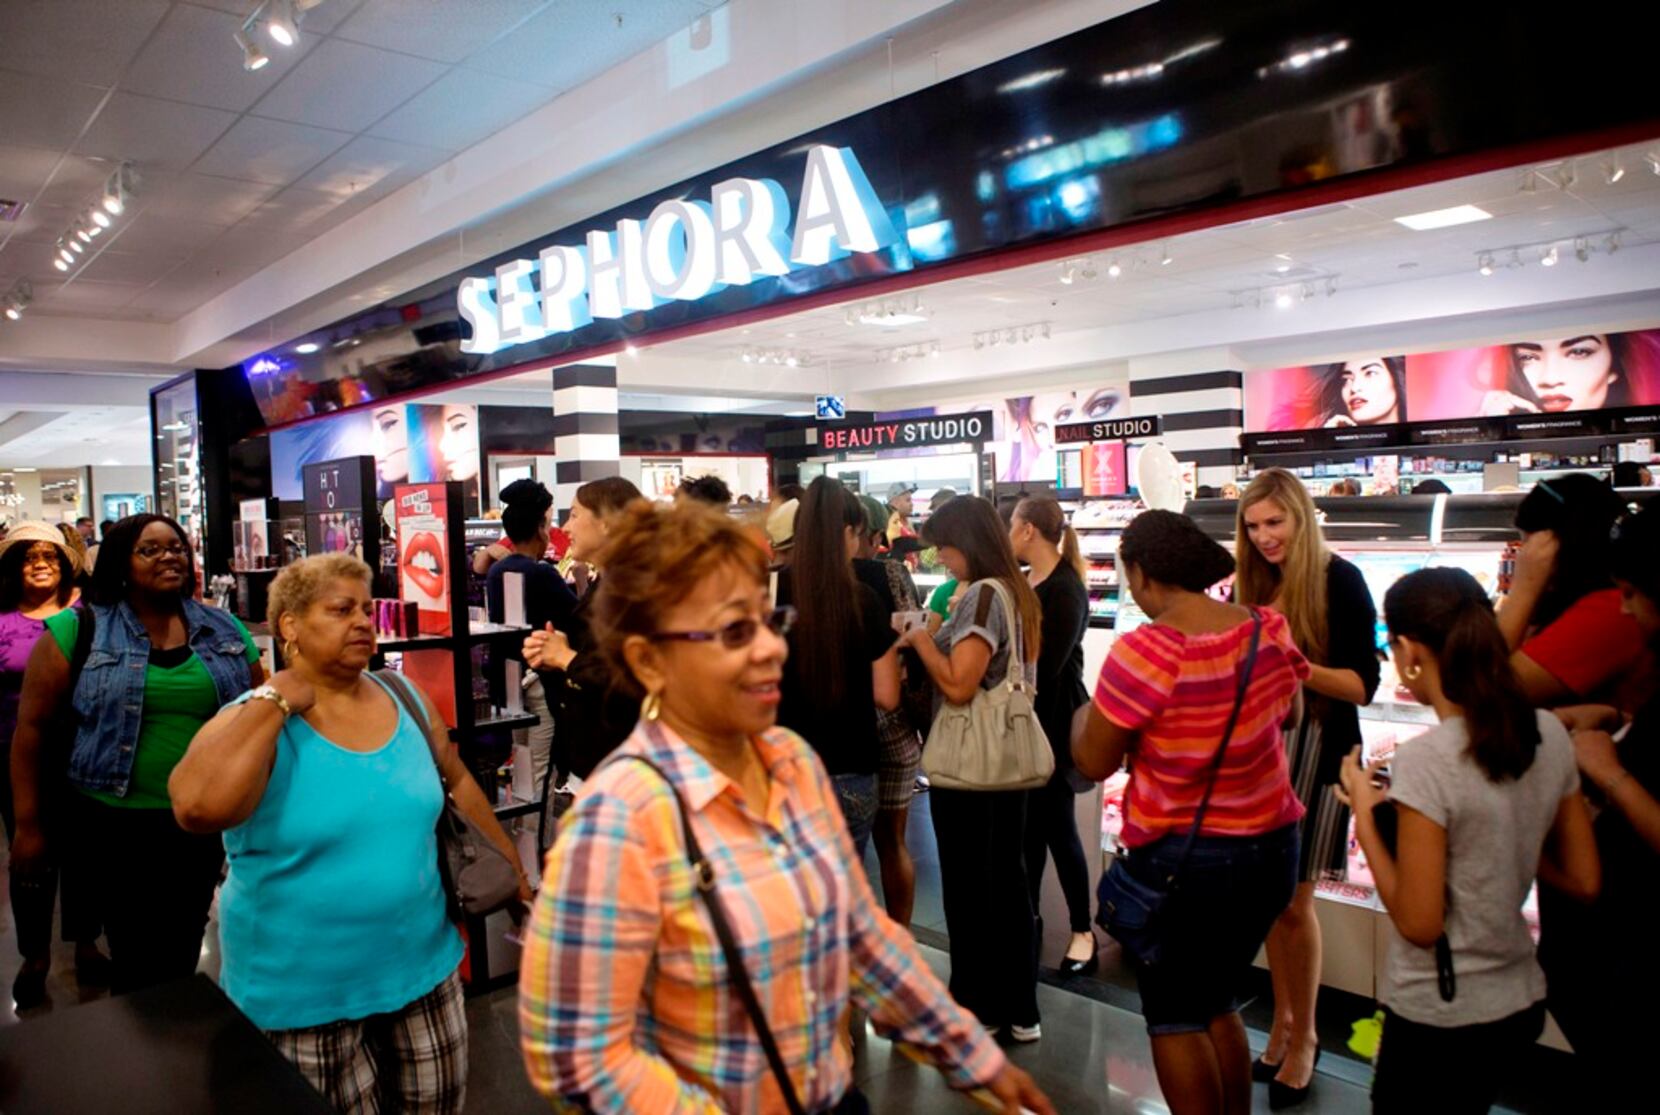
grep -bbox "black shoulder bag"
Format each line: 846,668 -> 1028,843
610,750 -> 810,1115
1095,612 -> 1262,967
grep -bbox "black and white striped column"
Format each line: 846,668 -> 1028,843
1129,370 -> 1244,485
552,364 -> 620,515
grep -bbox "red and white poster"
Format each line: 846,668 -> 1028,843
394,483 -> 452,636
1083,441 -> 1128,496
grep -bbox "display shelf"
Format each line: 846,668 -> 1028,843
451,712 -> 540,741
376,633 -> 452,653
467,624 -> 532,643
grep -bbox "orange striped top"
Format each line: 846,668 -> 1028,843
1094,607 -> 1308,846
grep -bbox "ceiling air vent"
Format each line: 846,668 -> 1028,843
0,198 -> 27,222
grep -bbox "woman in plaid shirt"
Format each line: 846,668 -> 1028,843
518,501 -> 1052,1114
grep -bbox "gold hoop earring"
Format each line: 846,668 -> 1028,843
1404,664 -> 1423,681
284,640 -> 299,663
642,690 -> 662,722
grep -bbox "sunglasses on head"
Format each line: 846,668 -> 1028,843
650,606 -> 796,650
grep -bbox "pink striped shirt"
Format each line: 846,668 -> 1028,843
1095,607 -> 1308,846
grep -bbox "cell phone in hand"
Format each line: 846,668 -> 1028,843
891,610 -> 929,635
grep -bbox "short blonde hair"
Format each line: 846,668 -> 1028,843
267,553 -> 373,633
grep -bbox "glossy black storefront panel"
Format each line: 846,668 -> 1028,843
241,0 -> 1660,426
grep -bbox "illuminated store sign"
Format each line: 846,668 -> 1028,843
818,410 -> 993,451
1054,416 -> 1162,444
458,145 -> 897,355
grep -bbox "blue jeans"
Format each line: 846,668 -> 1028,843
1118,823 -> 1298,1035
832,772 -> 878,860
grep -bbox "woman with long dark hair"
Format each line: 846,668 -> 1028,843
10,514 -> 261,994
1008,497 -> 1096,976
1234,468 -> 1380,1106
522,476 -> 644,786
1500,473 -> 1653,710
1315,355 -> 1407,427
1339,567 -> 1599,1113
900,496 -> 1045,1041
1539,503 -> 1660,1107
775,477 -> 900,854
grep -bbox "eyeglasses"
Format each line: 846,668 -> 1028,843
20,546 -> 60,567
134,542 -> 189,561
651,606 -> 795,649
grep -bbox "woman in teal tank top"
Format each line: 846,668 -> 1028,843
170,554 -> 529,1114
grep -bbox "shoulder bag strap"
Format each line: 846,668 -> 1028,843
1163,611 -> 1264,886
377,669 -> 450,792
977,579 -> 1027,691
608,747 -> 809,1115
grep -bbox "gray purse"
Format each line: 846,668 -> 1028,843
378,670 -> 522,919
920,578 -> 1056,792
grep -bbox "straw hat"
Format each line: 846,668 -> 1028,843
0,520 -> 81,575
766,499 -> 799,550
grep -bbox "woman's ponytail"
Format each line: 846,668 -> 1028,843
1384,568 -> 1540,783
1060,525 -> 1087,581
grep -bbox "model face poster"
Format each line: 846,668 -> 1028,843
371,403 -> 481,508
1245,328 -> 1660,432
394,483 -> 452,636
884,381 -> 1131,483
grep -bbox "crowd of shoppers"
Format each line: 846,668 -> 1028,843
4,469 -> 1653,1115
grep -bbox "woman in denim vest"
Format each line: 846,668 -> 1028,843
10,515 -> 261,994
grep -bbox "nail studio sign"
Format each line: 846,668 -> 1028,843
819,411 -> 994,451
458,145 -> 898,355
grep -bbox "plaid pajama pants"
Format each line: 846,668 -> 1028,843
265,971 -> 468,1115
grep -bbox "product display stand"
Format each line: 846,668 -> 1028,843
378,479 -> 537,994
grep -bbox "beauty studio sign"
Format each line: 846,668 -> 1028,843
457,145 -> 898,355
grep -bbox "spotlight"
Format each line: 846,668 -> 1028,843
266,0 -> 299,47
1059,264 -> 1075,285
90,208 -> 111,229
785,355 -> 798,367
1557,161 -> 1577,190
1647,152 -> 1660,176
1274,290 -> 1294,309
1540,245 -> 1559,267
53,257 -> 69,272
1574,237 -> 1590,263
235,30 -> 270,71
1519,168 -> 1538,194
2,282 -> 30,321
76,225 -> 93,243
1606,157 -> 1625,185
101,164 -> 134,215
1159,245 -> 1172,266
1106,259 -> 1122,279
56,238 -> 75,264
294,341 -> 320,354
1605,232 -> 1621,254
1478,252 -> 1494,276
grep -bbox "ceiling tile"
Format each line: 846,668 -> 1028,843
0,71 -> 110,152
293,134 -> 447,199
40,278 -> 153,314
335,0 -> 548,63
366,68 -> 551,149
73,247 -> 187,286
250,38 -> 448,132
106,213 -> 238,258
190,0 -> 367,36
463,0 -> 708,88
191,117 -> 353,185
76,91 -> 239,173
0,1 -> 172,87
0,145 -> 101,212
120,3 -> 317,113
136,172 -> 281,225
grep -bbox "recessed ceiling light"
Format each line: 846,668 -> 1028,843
1393,205 -> 1493,231
294,341 -> 320,354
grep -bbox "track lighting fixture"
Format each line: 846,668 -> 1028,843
265,0 -> 299,46
234,30 -> 270,71
1574,237 -> 1590,263
101,163 -> 134,215
1478,252 -> 1495,277
89,208 -> 110,229
1106,259 -> 1123,279
1159,244 -> 1173,266
1605,156 -> 1625,185
1647,152 -> 1660,176
1540,245 -> 1559,266
2,280 -> 31,322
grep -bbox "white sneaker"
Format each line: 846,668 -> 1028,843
1008,1023 -> 1041,1043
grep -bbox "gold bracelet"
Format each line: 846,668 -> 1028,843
247,684 -> 293,719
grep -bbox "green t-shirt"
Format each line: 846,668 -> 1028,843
47,609 -> 258,810
927,578 -> 959,620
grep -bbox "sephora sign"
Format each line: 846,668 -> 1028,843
458,145 -> 897,355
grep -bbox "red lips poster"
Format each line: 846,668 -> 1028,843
394,483 -> 452,636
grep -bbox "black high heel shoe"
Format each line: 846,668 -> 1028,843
1251,1055 -> 1282,1083
1058,934 -> 1099,977
1268,1046 -> 1322,1110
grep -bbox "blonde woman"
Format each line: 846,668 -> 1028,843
1234,468 -> 1379,1108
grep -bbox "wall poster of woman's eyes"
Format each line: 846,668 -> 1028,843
1246,328 -> 1660,433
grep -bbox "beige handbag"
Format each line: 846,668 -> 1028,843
920,578 -> 1056,791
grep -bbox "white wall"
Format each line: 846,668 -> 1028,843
91,466 -> 154,522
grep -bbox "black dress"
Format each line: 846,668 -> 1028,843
1286,555 -> 1380,882
543,588 -> 640,780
